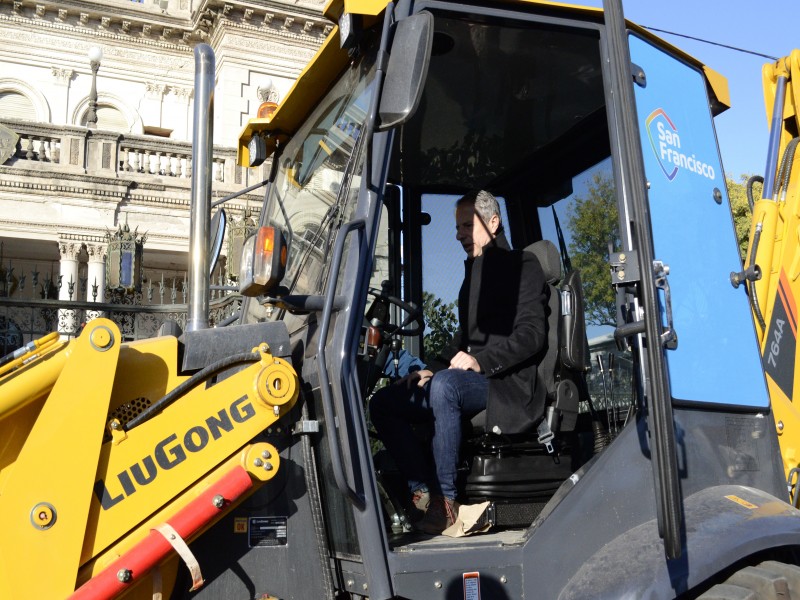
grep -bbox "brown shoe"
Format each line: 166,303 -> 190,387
415,495 -> 459,535
412,488 -> 430,513
406,488 -> 430,524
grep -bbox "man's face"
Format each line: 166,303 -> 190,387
455,203 -> 499,258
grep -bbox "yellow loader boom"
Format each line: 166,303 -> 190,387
745,50 -> 800,495
0,318 -> 298,598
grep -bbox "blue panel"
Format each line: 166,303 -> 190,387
629,35 -> 768,408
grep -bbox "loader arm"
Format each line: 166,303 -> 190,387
746,49 -> 800,495
0,318 -> 299,599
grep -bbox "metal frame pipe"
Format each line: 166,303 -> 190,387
187,44 -> 215,332
763,73 -> 788,201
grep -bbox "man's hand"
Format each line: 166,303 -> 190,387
415,369 -> 434,387
449,351 -> 481,372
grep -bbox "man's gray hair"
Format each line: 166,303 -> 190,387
456,190 -> 502,226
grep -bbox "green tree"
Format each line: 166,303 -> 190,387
567,172 -> 619,327
564,173 -> 758,328
727,174 -> 759,261
422,291 -> 458,358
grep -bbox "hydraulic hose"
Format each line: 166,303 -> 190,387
747,223 -> 766,331
125,351 -> 260,430
775,137 -> 800,202
746,175 -> 763,213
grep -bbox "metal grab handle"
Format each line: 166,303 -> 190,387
653,261 -> 678,350
317,218 -> 367,509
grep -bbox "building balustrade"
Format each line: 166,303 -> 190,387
1,118 -> 242,186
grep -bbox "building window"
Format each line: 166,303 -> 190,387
80,105 -> 130,132
0,91 -> 36,121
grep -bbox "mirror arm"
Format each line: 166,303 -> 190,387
211,178 -> 269,209
263,294 -> 347,314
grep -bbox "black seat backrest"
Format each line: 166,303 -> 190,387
525,240 -> 589,435
524,240 -> 562,400
469,240 -> 587,437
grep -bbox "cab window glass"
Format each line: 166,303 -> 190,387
420,194 -> 508,360
241,49 -> 377,332
538,158 -> 635,434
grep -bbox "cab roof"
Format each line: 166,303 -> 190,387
238,0 -> 729,166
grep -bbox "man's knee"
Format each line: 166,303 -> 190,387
429,370 -> 464,410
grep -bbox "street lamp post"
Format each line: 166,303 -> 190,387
86,46 -> 103,129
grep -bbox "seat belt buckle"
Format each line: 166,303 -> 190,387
537,418 -> 555,454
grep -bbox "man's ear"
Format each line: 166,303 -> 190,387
489,214 -> 500,235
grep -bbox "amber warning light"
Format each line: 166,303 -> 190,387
239,226 -> 287,297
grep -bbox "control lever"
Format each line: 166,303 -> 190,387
390,338 -> 402,380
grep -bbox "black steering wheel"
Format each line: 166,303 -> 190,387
365,287 -> 425,337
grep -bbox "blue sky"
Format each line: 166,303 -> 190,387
580,0 -> 796,180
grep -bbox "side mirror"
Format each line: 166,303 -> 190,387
208,208 -> 227,276
377,11 -> 433,131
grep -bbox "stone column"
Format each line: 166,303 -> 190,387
58,241 -> 82,337
51,67 -> 74,136
86,243 -> 106,322
144,81 -> 168,128
86,243 -> 106,302
169,86 -> 192,142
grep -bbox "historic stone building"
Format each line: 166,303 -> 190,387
0,0 -> 327,341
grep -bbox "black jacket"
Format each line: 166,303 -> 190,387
439,233 -> 548,434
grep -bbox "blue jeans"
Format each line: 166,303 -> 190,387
370,369 -> 488,499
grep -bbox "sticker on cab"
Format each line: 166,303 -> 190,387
725,495 -> 758,510
463,572 -> 480,600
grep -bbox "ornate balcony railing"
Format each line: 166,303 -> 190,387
0,117 -> 261,353
0,118 -> 252,188
0,293 -> 242,353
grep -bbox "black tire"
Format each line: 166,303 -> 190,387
697,560 -> 800,599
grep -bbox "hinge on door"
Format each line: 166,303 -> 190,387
610,250 -> 640,286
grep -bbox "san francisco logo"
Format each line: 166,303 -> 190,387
646,108 -> 716,182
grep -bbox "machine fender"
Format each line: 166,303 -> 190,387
559,485 -> 800,599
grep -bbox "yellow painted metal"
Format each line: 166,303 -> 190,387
242,442 -> 281,482
701,65 -> 731,112
0,319 -> 122,598
0,336 -> 66,422
107,336 -> 186,414
237,0 -> 728,166
0,331 -> 59,379
0,319 -> 299,597
749,50 -> 800,489
77,445 -> 281,591
81,345 -> 298,563
237,27 -> 349,167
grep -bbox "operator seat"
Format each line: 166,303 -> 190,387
463,239 -> 585,526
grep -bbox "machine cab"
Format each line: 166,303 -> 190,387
226,1 -> 782,597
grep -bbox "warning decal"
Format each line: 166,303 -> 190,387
463,572 -> 480,600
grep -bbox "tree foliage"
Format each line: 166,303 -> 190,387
422,291 -> 458,358
567,172 -> 619,327
564,173 -> 758,328
727,174 -> 759,260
